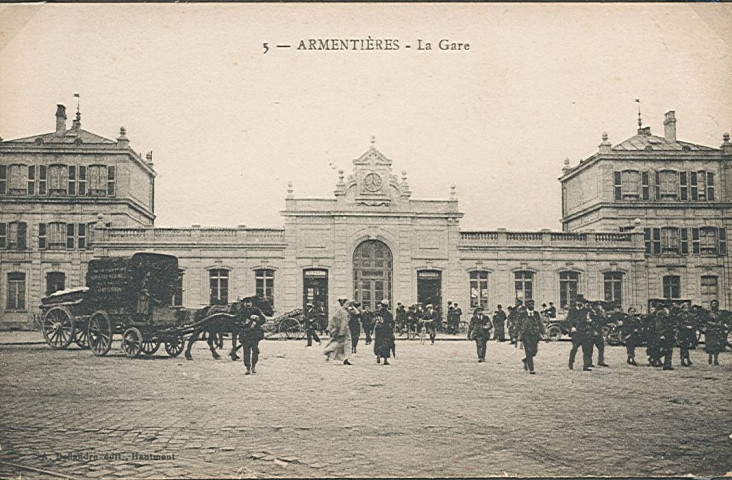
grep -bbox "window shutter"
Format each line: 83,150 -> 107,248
66,223 -> 75,249
719,228 -> 727,256
692,228 -> 700,254
0,223 -> 6,248
680,228 -> 688,255
39,223 -> 46,249
17,222 -> 27,250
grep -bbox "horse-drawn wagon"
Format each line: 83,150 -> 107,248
41,253 -> 190,358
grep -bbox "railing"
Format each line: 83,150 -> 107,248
458,230 -> 640,247
595,233 -> 631,242
506,232 -> 542,241
460,232 -> 499,241
101,227 -> 286,243
551,233 -> 586,241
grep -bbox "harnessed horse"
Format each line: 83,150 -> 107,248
184,295 -> 273,361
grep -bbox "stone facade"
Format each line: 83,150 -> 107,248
0,104 -> 728,329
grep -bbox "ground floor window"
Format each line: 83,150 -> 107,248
603,272 -> 623,309
700,276 -> 718,308
514,271 -> 533,303
7,272 -> 26,311
662,275 -> 681,299
559,271 -> 580,310
46,272 -> 65,296
255,269 -> 275,302
209,269 -> 229,305
469,271 -> 489,309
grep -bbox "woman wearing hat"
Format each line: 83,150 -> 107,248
373,299 -> 395,365
467,306 -> 492,362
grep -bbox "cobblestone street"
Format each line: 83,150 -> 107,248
0,334 -> 730,478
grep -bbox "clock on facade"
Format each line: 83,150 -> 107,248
363,172 -> 383,192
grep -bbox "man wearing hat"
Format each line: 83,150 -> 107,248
240,312 -> 266,375
493,304 -> 506,342
303,302 -> 321,348
422,303 -> 440,345
467,306 -> 492,362
517,299 -> 547,374
373,299 -> 395,365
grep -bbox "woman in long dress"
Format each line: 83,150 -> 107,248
324,300 -> 360,365
373,300 -> 395,365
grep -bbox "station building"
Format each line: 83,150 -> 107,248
1,104 -> 730,328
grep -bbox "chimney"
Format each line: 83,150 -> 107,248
55,104 -> 67,136
664,110 -> 677,142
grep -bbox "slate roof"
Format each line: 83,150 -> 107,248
3,129 -> 117,145
611,133 -> 718,152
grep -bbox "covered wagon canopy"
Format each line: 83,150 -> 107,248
86,253 -> 179,311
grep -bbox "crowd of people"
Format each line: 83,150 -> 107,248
244,295 -> 730,375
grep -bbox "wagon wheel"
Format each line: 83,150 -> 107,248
42,306 -> 76,349
546,325 -> 562,342
164,336 -> 185,357
88,311 -> 113,356
121,327 -> 143,359
278,317 -> 302,340
140,337 -> 161,356
74,325 -> 90,349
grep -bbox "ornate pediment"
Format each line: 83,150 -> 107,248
352,145 -> 393,167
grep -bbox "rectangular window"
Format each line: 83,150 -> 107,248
48,165 -> 68,195
8,164 -> 26,195
46,272 -> 66,296
681,228 -> 688,255
690,171 -> 698,200
209,269 -> 229,305
39,223 -> 46,249
48,223 -> 66,250
720,228 -> 727,255
621,171 -> 640,199
659,171 -> 678,199
613,171 -> 621,200
641,172 -> 650,200
707,172 -> 715,201
0,165 -> 6,195
255,269 -> 275,302
68,166 -> 76,196
655,171 -> 661,200
661,228 -> 680,254
644,228 -> 651,254
66,224 -> 75,249
7,272 -> 26,311
7,222 -> 27,250
679,172 -> 688,201
652,228 -> 661,255
107,166 -> 116,196
77,223 -> 86,250
700,276 -> 718,308
469,271 -> 489,309
78,166 -> 86,196
662,275 -> 681,299
89,165 -> 107,196
514,271 -> 533,303
559,271 -> 580,310
27,165 -> 35,195
603,272 -> 623,308
697,170 -> 707,201
692,228 -> 700,254
700,227 -> 717,255
0,223 -> 5,248
39,165 -> 47,195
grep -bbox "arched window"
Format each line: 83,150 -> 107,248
514,271 -> 533,303
559,271 -> 580,309
46,272 -> 66,295
469,271 -> 489,309
255,269 -> 275,302
353,240 -> 392,311
209,269 -> 229,305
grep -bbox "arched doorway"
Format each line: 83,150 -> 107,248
353,239 -> 392,311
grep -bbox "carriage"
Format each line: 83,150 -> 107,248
40,253 -> 191,358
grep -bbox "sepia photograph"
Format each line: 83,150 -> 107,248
0,3 -> 731,478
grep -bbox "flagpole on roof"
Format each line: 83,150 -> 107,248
635,98 -> 642,131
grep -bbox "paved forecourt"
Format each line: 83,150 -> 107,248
0,336 -> 730,478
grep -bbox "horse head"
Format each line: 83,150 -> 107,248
238,295 -> 274,317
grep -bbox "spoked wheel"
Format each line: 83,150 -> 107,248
140,337 -> 161,356
88,311 -> 113,356
42,306 -> 76,349
546,325 -> 562,342
164,336 -> 185,357
279,317 -> 302,340
121,327 -> 143,359
74,324 -> 90,349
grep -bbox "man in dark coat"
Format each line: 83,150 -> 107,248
422,304 -> 440,345
657,303 -> 676,370
467,307 -> 492,362
373,300 -> 395,365
303,303 -> 321,348
395,302 -> 407,337
493,305 -> 506,341
453,303 -> 463,335
361,305 -> 374,345
590,302 -> 609,367
240,312 -> 266,375
621,307 -> 642,365
677,303 -> 696,367
518,299 -> 546,374
567,298 -> 593,371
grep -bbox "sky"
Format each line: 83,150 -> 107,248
1,4 -> 731,230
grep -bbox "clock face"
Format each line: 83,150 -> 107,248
364,172 -> 383,192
